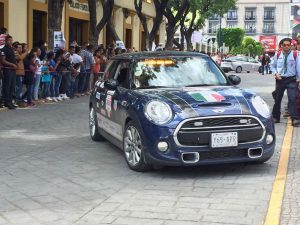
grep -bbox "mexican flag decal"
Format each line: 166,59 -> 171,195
189,91 -> 225,102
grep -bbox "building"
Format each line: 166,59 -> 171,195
202,0 -> 292,53
0,0 -> 166,50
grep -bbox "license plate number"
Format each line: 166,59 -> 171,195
211,132 -> 238,148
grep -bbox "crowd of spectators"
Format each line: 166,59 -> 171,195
0,27 -> 135,110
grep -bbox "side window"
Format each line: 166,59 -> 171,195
248,58 -> 256,63
104,60 -> 119,80
114,61 -> 130,89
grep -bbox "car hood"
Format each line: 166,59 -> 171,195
134,86 -> 257,119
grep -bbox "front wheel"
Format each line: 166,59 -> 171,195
123,121 -> 151,172
89,107 -> 105,141
236,66 -> 242,73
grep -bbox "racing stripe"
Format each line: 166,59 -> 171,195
159,92 -> 199,117
235,96 -> 252,114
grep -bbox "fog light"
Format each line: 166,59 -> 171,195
158,141 -> 169,152
266,134 -> 274,145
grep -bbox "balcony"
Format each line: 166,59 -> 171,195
245,29 -> 256,34
227,16 -> 238,21
264,16 -> 275,21
245,16 -> 256,21
209,15 -> 220,21
263,28 -> 275,34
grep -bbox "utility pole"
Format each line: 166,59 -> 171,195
218,14 -> 222,53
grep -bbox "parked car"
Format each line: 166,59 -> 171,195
221,56 -> 262,73
89,51 -> 275,171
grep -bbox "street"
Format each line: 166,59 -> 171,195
0,72 -> 292,225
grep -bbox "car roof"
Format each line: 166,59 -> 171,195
111,51 -> 209,60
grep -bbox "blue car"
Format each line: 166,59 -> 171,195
89,51 -> 275,172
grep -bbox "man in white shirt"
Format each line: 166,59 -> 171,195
69,46 -> 83,97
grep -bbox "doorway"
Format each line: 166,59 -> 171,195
32,10 -> 47,47
69,18 -> 88,46
125,28 -> 132,49
0,3 -> 4,28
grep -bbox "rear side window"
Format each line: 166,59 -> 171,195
104,60 -> 119,80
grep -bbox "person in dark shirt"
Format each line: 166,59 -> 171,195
0,35 -> 17,109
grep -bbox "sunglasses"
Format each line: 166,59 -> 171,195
283,44 -> 291,47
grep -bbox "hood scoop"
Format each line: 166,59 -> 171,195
192,101 -> 232,108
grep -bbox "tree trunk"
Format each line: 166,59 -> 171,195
185,31 -> 193,51
165,23 -> 177,50
48,0 -> 65,50
107,19 -> 121,42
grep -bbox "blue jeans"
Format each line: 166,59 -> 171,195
78,72 -> 86,94
16,76 -> 24,101
22,84 -> 34,104
33,74 -> 41,100
42,82 -> 51,98
272,77 -> 299,120
53,73 -> 62,97
83,70 -> 91,93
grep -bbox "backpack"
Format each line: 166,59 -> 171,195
277,50 -> 297,61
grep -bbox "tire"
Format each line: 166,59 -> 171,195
123,121 -> 152,172
89,107 -> 105,141
236,66 -> 242,73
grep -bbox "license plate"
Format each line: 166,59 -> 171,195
211,132 -> 238,148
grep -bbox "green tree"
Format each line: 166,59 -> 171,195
216,28 -> 244,50
230,36 -> 264,56
179,0 -> 236,51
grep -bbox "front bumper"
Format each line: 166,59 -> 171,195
142,117 -> 275,166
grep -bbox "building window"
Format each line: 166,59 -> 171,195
208,22 -> 218,34
227,9 -> 237,20
263,22 -> 275,33
209,13 -> 220,21
245,8 -> 256,21
227,22 -> 237,28
245,22 -> 256,33
264,7 -> 275,20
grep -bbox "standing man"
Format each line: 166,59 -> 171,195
80,45 -> 95,95
15,42 -> 27,104
271,38 -> 300,126
0,35 -> 17,109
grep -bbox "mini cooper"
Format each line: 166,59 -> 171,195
89,51 -> 275,172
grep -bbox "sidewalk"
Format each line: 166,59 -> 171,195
281,126 -> 300,225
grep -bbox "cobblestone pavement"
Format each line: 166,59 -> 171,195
0,73 -> 287,225
281,123 -> 300,225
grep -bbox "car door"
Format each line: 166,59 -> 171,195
101,60 -> 131,143
248,57 -> 259,72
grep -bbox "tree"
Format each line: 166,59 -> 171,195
88,0 -> 116,46
163,0 -> 189,50
179,0 -> 236,51
134,0 -> 168,50
48,0 -> 65,50
230,36 -> 264,56
216,28 -> 244,50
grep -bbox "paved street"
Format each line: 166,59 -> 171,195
0,72 -> 291,225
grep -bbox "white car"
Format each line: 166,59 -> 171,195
221,56 -> 262,73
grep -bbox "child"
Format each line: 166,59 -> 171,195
41,60 -> 52,101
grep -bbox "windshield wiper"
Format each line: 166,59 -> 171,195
137,86 -> 170,89
184,84 -> 215,87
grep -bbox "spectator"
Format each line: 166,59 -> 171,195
22,53 -> 36,107
0,27 -> 8,49
14,42 -> 27,104
52,52 -> 63,101
32,47 -> 43,102
0,35 -> 17,109
80,44 -> 95,95
70,45 -> 83,97
41,60 -> 52,101
93,49 -> 101,85
56,52 -> 72,100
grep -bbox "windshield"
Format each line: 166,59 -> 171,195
133,57 -> 228,89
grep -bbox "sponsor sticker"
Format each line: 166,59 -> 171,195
106,95 -> 112,117
100,108 -> 106,116
113,100 -> 118,111
96,102 -> 99,108
96,92 -> 101,100
97,113 -> 122,141
101,100 -> 104,106
107,90 -> 115,95
100,82 -> 105,88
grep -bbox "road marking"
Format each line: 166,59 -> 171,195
264,119 -> 293,225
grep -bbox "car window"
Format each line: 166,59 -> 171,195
104,60 -> 119,80
133,57 -> 228,88
248,58 -> 257,63
114,61 -> 130,89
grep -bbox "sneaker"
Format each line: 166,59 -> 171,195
57,96 -> 63,101
292,119 -> 300,127
62,94 -> 70,100
283,111 -> 290,118
52,97 -> 58,102
5,104 -> 16,110
23,99 -> 28,103
46,97 -> 53,101
27,102 -> 35,107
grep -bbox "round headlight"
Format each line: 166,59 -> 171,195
144,100 -> 173,125
251,96 -> 271,118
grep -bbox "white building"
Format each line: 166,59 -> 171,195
202,0 -> 292,53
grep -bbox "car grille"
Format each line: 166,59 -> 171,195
175,116 -> 265,147
199,148 -> 248,160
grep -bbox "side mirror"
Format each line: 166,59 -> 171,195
104,79 -> 119,90
228,75 -> 241,86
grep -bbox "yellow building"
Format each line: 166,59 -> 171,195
0,0 -> 166,50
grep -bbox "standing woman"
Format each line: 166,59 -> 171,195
22,53 -> 36,106
93,49 -> 101,85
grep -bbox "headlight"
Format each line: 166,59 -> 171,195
144,100 -> 173,125
251,96 -> 271,118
